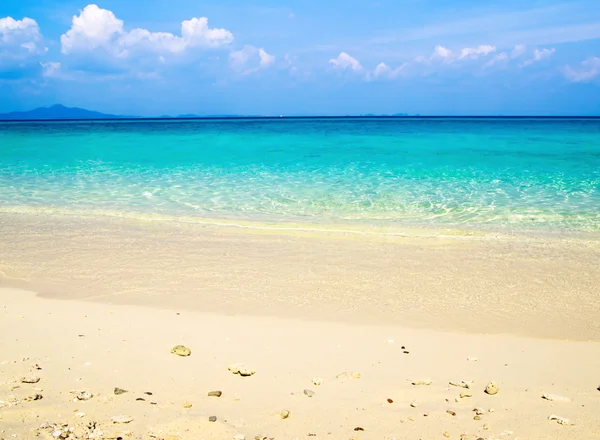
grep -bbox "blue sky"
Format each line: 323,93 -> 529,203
1,0 -> 599,115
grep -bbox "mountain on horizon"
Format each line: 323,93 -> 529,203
0,104 -> 133,121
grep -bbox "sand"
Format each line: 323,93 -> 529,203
1,288 -> 600,440
1,212 -> 600,439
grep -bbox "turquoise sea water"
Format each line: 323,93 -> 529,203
1,118 -> 599,233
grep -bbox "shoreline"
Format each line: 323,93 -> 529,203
1,287 -> 599,440
1,211 -> 599,341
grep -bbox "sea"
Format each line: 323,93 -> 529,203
1,117 -> 599,235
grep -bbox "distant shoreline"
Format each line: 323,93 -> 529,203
2,115 -> 600,122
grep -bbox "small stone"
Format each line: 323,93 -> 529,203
411,379 -> 432,386
233,435 -> 245,440
279,410 -> 290,419
113,388 -> 128,395
312,377 -> 324,386
474,415 -> 482,421
443,432 -> 450,438
483,424 -> 490,431
183,402 -> 192,408
542,393 -> 571,402
208,391 -> 222,397
75,391 -> 93,401
303,389 -> 315,398
209,416 -> 217,423
144,391 -> 153,395
467,357 -> 478,362
335,371 -> 361,380
171,345 -> 191,356
24,393 -> 43,401
450,380 -> 472,389
460,392 -> 473,399
410,400 -> 420,408
473,408 -> 485,415
484,381 -> 499,395
111,415 -> 133,424
446,410 -> 456,416
136,398 -> 145,401
354,427 -> 364,431
74,412 -> 86,418
548,415 -> 570,425
228,363 -> 255,377
21,376 -> 41,384
387,398 -> 393,403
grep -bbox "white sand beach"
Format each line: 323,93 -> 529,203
1,212 -> 600,439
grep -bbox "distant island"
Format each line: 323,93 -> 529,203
0,104 -> 133,121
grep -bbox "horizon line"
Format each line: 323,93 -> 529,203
2,115 -> 600,122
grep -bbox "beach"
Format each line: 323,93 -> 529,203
1,118 -> 600,439
1,212 -> 600,440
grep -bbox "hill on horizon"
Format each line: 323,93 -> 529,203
0,104 -> 133,121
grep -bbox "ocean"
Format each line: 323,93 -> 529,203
1,117 -> 599,234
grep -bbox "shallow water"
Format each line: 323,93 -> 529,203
1,117 -> 599,233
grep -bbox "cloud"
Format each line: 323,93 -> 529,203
329,52 -> 362,71
229,45 -> 275,75
0,16 -> 47,79
258,48 -> 275,68
563,57 -> 600,82
511,44 -> 527,59
0,16 -> 46,57
458,45 -> 496,60
368,61 -> 408,80
432,45 -> 452,60
41,61 -> 61,77
521,48 -> 555,67
484,44 -> 526,68
60,4 -> 233,60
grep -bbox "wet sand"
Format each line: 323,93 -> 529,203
1,212 -> 599,340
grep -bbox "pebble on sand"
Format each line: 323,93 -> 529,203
335,371 -> 361,380
74,391 -> 93,401
233,435 -> 245,440
312,377 -> 324,386
484,381 -> 499,395
183,401 -> 192,408
114,387 -> 128,395
410,400 -> 420,407
278,410 -> 291,419
170,345 -> 191,357
548,415 -> 571,425
542,393 -> 571,402
228,363 -> 256,377
450,380 -> 472,389
111,415 -> 133,424
411,379 -> 432,386
20,376 -> 41,384
208,390 -> 222,397
303,389 -> 315,398
460,392 -> 473,398
209,416 -> 217,422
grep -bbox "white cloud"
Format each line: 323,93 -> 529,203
511,44 -> 527,59
432,45 -> 453,60
563,56 -> 600,82
458,45 -> 496,60
0,16 -> 46,57
521,47 -> 555,67
484,52 -> 509,68
369,61 -> 408,80
41,61 -> 61,77
329,52 -> 362,71
229,45 -> 275,75
60,4 -> 233,59
259,48 -> 275,68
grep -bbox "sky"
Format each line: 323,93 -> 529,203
1,0 -> 599,116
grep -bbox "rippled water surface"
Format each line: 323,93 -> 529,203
1,118 -> 599,232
